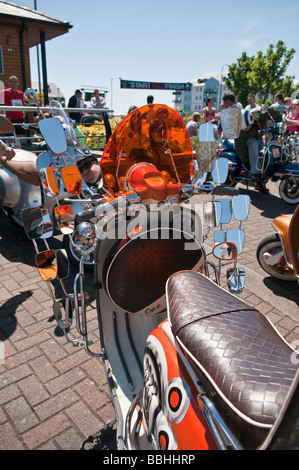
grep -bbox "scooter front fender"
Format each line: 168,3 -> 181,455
142,324 -> 217,450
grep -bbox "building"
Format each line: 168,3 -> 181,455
173,72 -> 230,114
0,1 -> 72,104
31,81 -> 65,104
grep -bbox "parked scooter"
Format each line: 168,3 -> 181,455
0,113 -> 41,221
0,88 -> 107,269
257,203 -> 299,281
28,104 -> 299,452
218,107 -> 299,204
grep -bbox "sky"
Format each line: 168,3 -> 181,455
6,0 -> 299,114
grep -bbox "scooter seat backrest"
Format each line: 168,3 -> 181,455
0,115 -> 14,134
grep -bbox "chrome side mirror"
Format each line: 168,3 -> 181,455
196,123 -> 218,173
21,207 -> 53,240
38,118 -> 68,155
227,268 -> 245,293
211,158 -> 229,184
54,205 -> 74,234
212,241 -> 237,260
35,249 -> 69,282
232,194 -> 250,221
23,88 -> 38,105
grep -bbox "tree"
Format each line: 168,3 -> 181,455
225,52 -> 255,105
225,41 -> 296,106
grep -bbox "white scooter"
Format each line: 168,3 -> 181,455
21,105 -> 263,450
1,88 -> 106,268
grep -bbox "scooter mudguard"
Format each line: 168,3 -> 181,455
272,215 -> 293,264
143,322 -> 217,450
218,149 -> 243,176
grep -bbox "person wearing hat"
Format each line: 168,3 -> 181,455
76,154 -> 102,191
67,89 -> 84,122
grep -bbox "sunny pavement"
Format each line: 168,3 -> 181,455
0,180 -> 298,450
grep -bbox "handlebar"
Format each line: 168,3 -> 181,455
75,185 -> 239,226
75,207 -> 97,225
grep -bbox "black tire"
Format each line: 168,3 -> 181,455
279,176 -> 299,205
224,175 -> 237,187
62,234 -> 94,271
256,233 -> 297,281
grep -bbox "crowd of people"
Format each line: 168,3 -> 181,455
0,75 -> 298,191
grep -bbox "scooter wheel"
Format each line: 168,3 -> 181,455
62,234 -> 94,271
256,233 -> 297,281
279,176 -> 299,205
224,175 -> 237,187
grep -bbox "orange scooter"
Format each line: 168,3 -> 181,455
257,204 -> 299,281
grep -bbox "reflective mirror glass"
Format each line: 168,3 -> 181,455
212,242 -> 237,260
54,205 -> 74,234
21,207 -> 53,240
38,118 -> 67,155
212,158 -> 228,184
214,229 -> 225,244
226,228 -> 245,254
40,167 -> 61,197
232,195 -> 250,221
204,201 -> 221,228
23,88 -> 37,105
35,250 -> 57,281
227,268 -> 245,293
62,166 -> 82,195
215,198 -> 232,224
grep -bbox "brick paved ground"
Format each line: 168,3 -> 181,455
0,180 -> 298,450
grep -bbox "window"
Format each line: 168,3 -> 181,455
0,47 -> 3,74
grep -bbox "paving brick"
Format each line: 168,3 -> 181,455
74,378 -> 111,411
29,355 -> 59,383
18,375 -> 51,406
0,383 -> 21,405
4,396 -> 39,433
21,413 -> 71,450
0,363 -> 32,389
0,422 -> 25,450
35,389 -> 79,420
14,330 -> 50,352
45,368 -> 86,395
54,426 -> 84,450
65,401 -> 104,439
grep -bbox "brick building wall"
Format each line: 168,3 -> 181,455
0,22 -> 31,92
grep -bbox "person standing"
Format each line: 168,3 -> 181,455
203,98 -> 217,123
67,89 -> 83,122
270,93 -> 288,115
245,93 -> 260,111
90,89 -> 106,109
0,76 -> 24,136
187,112 -> 201,137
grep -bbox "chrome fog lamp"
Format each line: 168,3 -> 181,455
72,222 -> 96,254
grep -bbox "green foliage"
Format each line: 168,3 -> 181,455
225,41 -> 296,106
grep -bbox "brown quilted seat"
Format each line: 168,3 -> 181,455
166,271 -> 297,448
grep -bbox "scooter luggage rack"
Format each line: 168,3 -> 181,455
73,244 -> 102,358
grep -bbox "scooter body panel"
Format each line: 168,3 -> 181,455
0,149 -> 42,223
143,322 -> 217,450
93,205 -> 206,448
